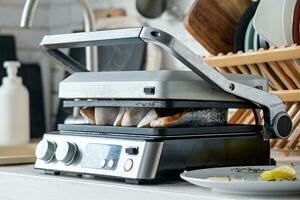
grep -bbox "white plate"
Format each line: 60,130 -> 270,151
180,166 -> 300,195
254,0 -> 286,47
282,0 -> 297,45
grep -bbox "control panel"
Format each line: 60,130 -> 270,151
35,133 -> 163,180
81,144 -> 121,170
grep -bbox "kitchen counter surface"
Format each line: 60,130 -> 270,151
0,164 -> 298,200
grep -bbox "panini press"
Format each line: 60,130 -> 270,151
35,27 -> 292,184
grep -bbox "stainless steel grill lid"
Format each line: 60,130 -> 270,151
58,70 -> 267,101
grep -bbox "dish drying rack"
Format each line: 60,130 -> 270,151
202,45 -> 300,155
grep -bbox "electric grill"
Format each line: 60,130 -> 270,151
34,27 -> 292,184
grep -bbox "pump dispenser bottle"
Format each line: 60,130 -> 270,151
0,61 -> 30,145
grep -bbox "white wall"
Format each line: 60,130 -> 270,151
0,0 -> 207,131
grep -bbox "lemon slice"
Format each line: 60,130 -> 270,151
260,166 -> 296,181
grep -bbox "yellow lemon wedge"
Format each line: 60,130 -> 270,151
260,166 -> 296,181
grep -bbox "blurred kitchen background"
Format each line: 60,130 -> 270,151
0,0 -> 208,137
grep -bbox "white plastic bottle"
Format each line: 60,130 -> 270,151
0,61 -> 30,145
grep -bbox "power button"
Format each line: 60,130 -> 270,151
124,159 -> 134,172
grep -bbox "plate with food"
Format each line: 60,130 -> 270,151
180,165 -> 300,195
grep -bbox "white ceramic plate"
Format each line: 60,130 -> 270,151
180,166 -> 300,195
282,0 -> 297,45
254,0 -> 286,47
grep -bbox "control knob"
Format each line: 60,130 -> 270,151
55,141 -> 77,165
35,140 -> 56,162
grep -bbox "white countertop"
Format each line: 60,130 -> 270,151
0,165 -> 299,200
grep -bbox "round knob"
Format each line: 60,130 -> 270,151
55,141 -> 77,165
35,140 -> 56,162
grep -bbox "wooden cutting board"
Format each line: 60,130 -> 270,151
184,0 -> 252,55
0,143 -> 36,165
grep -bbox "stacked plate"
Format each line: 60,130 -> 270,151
234,0 -> 269,52
254,0 -> 297,48
235,0 -> 300,53
234,0 -> 300,88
